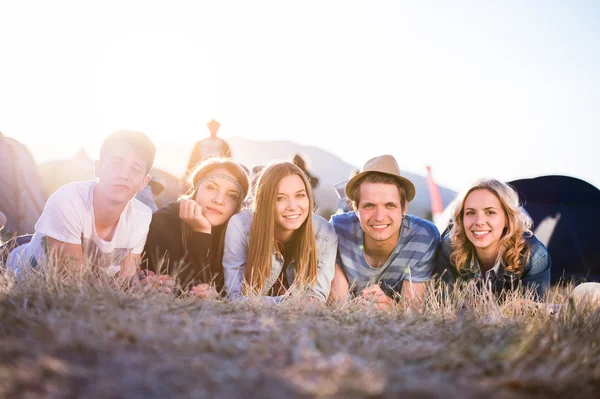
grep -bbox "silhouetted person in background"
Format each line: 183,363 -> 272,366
333,169 -> 359,214
292,154 -> 319,189
186,119 -> 232,176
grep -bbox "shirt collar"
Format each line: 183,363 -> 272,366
474,256 -> 504,279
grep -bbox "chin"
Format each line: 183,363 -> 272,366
279,220 -> 302,231
205,215 -> 224,227
369,233 -> 391,242
470,239 -> 495,249
284,222 -> 302,230
110,193 -> 135,204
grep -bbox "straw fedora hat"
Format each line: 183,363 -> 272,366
345,154 -> 416,202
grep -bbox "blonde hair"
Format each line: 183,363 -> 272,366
450,179 -> 532,275
244,161 -> 317,294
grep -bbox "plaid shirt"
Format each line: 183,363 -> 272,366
330,212 -> 440,297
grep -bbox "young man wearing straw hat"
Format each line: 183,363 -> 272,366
329,154 -> 440,309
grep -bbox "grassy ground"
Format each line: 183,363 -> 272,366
1,267 -> 599,398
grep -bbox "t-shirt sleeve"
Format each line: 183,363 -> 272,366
329,215 -> 344,266
311,223 -> 338,302
222,214 -> 249,299
522,240 -> 551,300
131,208 -> 152,254
408,227 -> 441,282
35,186 -> 84,245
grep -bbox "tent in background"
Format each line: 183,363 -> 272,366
509,175 -> 600,284
0,132 -> 47,237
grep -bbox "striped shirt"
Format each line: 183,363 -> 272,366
330,212 -> 440,296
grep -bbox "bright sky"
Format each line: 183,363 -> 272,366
1,0 -> 598,193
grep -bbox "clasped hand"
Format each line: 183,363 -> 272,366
179,199 -> 212,234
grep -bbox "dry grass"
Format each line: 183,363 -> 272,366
1,264 -> 599,398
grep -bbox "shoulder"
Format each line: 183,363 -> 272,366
405,214 -> 441,242
311,213 -> 337,237
49,181 -> 93,203
153,201 -> 179,215
126,197 -> 153,224
228,209 -> 254,231
42,182 -> 93,218
150,201 -> 180,224
330,211 -> 359,231
525,234 -> 550,261
439,228 -> 452,254
232,208 -> 254,223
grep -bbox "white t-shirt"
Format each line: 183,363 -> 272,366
8,181 -> 151,275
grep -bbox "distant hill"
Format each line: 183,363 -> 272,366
225,137 -> 457,220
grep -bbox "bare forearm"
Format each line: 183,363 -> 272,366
402,280 -> 426,310
45,237 -> 85,272
329,263 -> 350,302
119,253 -> 141,279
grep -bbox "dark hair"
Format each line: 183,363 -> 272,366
100,130 -> 156,172
148,180 -> 165,196
350,172 -> 407,209
292,154 -> 307,171
292,154 -> 319,188
186,158 -> 250,208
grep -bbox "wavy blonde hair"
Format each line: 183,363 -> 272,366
243,162 -> 317,295
450,179 -> 533,276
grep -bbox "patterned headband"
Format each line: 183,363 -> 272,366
195,174 -> 245,199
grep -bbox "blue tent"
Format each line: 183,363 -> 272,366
509,175 -> 600,283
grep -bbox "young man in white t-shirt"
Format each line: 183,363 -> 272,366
7,130 -> 160,281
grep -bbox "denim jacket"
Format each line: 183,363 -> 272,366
435,229 -> 551,299
222,209 -> 338,302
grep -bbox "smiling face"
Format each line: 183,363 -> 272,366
193,168 -> 242,227
462,189 -> 508,258
356,182 -> 405,245
273,174 -> 310,242
94,143 -> 150,205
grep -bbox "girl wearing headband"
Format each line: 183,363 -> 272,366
222,161 -> 338,303
435,178 -> 551,299
143,158 -> 249,296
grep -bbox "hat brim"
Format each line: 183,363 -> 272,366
345,171 -> 416,203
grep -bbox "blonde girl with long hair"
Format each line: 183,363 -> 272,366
222,161 -> 338,303
436,178 -> 551,299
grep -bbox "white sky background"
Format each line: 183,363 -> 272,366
0,0 -> 598,193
